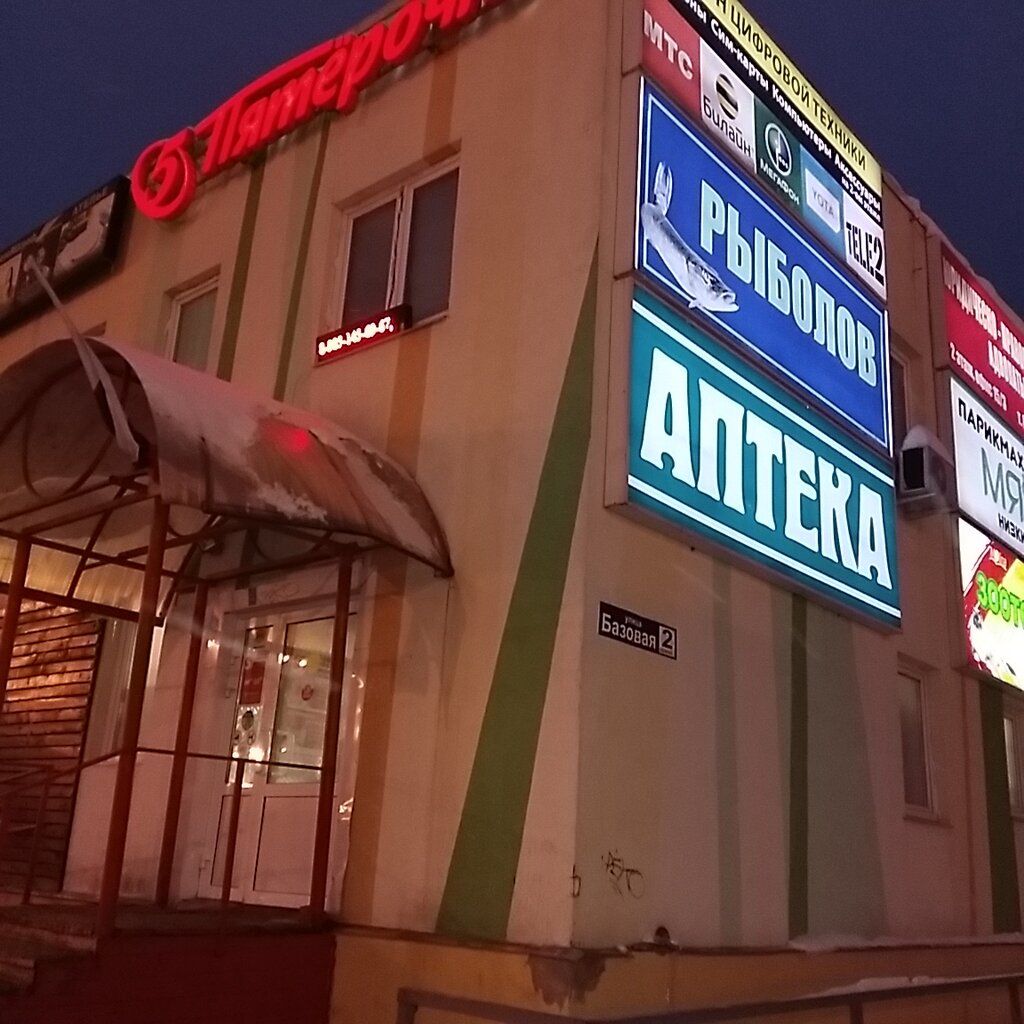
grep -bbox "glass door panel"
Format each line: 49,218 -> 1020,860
228,624 -> 275,787
269,617 -> 334,784
201,593 -> 362,907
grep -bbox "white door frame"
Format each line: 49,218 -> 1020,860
188,565 -> 368,909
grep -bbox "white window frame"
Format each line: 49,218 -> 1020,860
83,618 -> 164,760
166,275 -> 220,371
1005,708 -> 1024,817
897,666 -> 936,818
336,157 -> 459,332
890,347 -> 911,454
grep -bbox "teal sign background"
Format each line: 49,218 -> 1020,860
628,290 -> 900,627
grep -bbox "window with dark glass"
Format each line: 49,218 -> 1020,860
170,280 -> 218,372
340,165 -> 459,329
404,169 -> 459,323
341,200 -> 397,327
890,351 -> 910,452
1006,715 -> 1024,813
898,670 -> 931,810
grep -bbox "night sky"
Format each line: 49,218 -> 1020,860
2,1 -> 1021,312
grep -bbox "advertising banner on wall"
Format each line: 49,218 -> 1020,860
628,288 -> 900,627
951,377 -> 1024,558
640,0 -> 885,298
942,244 -> 1024,434
0,178 -> 129,330
635,80 -> 891,453
959,517 -> 1024,689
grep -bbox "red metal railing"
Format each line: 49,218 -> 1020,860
0,745 -> 326,920
0,495 -> 355,941
397,975 -> 1024,1024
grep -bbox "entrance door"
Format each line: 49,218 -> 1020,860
204,606 -> 348,906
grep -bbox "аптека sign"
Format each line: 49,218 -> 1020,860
628,289 -> 900,628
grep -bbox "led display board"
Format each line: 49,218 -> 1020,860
952,377 -> 1024,558
635,81 -> 891,453
640,0 -> 885,298
628,289 -> 900,628
942,244 -> 1024,433
959,517 -> 1024,689
315,305 -> 409,364
0,178 -> 129,330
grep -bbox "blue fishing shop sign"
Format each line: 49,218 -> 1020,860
635,79 -> 891,454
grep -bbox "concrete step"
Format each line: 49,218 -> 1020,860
0,975 -> 30,996
0,932 -> 89,993
0,933 -> 86,985
0,910 -> 97,953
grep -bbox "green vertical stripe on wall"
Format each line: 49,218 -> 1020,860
979,683 -> 1021,932
788,595 -> 808,939
713,562 -> 742,943
273,119 -> 331,401
805,606 -> 885,936
772,589 -> 792,890
217,159 -> 265,381
436,250 -> 598,941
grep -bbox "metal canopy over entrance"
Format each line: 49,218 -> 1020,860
0,336 -> 451,616
0,337 -> 453,935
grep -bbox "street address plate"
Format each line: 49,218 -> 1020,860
597,602 -> 677,660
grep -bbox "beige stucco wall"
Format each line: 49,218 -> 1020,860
567,10 -> 992,948
1,0 -> 1019,984
331,929 -> 1024,1023
1,0 -> 605,944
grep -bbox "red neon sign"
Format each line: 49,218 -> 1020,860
131,0 -> 508,221
316,306 -> 410,364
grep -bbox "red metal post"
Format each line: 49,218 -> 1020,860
23,778 -> 50,905
220,759 -> 245,906
97,499 -> 169,939
308,555 -> 353,917
0,536 -> 32,709
0,797 -> 9,878
0,537 -> 32,893
155,583 -> 208,906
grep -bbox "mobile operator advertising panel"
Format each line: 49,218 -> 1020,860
634,79 -> 891,454
638,0 -> 885,300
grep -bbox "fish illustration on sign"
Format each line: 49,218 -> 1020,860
640,163 -> 739,314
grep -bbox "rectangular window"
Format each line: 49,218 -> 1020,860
268,617 -> 335,785
169,279 -> 218,371
340,164 -> 459,330
890,351 -> 910,453
83,619 -> 164,759
898,670 -> 931,810
404,170 -> 459,323
341,200 -> 397,327
1006,716 -> 1023,812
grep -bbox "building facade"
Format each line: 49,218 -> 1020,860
1,0 -> 1024,1019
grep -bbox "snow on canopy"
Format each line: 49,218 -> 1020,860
0,337 -> 451,611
